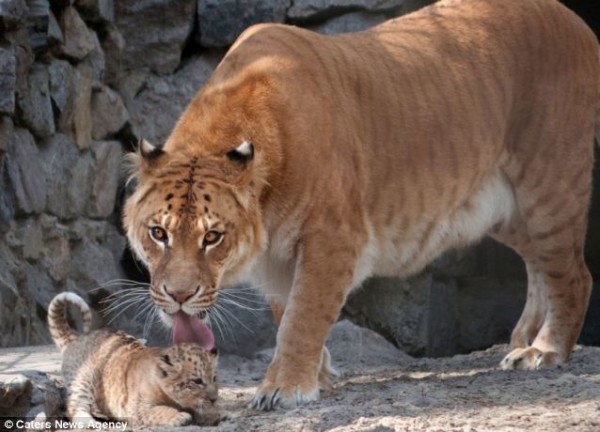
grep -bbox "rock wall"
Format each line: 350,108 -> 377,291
1,0 -> 598,357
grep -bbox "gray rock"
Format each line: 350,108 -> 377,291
212,286 -> 276,357
19,217 -> 44,260
114,0 -> 196,74
0,115 -> 13,152
91,84 -> 129,140
48,10 -> 64,45
3,27 -> 34,96
99,24 -> 124,86
50,60 -> 93,149
41,235 -> 72,283
327,319 -> 410,370
0,370 -> 62,419
70,238 -> 122,293
344,274 -> 431,356
0,373 -> 31,415
0,155 -> 15,232
48,58 -> 74,122
309,11 -> 386,34
288,0 -> 405,21
40,133 -> 91,219
74,0 -> 114,23
87,140 -> 122,218
0,47 -> 17,115
121,53 -> 221,145
17,64 -> 55,139
57,6 -> 96,60
87,30 -> 105,82
197,0 -> 290,48
24,263 -> 56,310
0,0 -> 28,30
6,128 -> 47,214
72,62 -> 93,149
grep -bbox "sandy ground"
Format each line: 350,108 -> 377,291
2,321 -> 599,432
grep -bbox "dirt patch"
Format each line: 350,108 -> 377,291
1,321 -> 599,431
212,321 -> 600,432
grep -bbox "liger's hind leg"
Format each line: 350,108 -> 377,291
498,157 -> 593,369
491,222 -> 548,350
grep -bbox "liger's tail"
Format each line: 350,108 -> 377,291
47,292 -> 92,352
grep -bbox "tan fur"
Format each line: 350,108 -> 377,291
48,293 -> 220,426
123,0 -> 599,410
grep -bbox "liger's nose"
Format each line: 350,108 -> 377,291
165,286 -> 197,304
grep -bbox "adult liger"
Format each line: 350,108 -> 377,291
124,0 -> 599,410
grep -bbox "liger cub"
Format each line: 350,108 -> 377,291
123,0 -> 599,411
47,292 -> 220,427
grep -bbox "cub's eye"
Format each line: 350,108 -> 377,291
149,226 -> 168,244
191,378 -> 204,385
202,231 -> 223,249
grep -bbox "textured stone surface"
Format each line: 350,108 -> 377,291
114,0 -> 196,74
3,27 -> 34,96
0,0 -> 28,30
121,53 -> 221,144
24,263 -> 56,310
87,140 -> 122,218
48,58 -> 74,124
197,0 -> 290,48
6,128 -> 47,214
0,115 -> 13,152
56,6 -> 96,60
0,155 -> 15,232
70,238 -> 122,293
288,0 -> 406,21
91,84 -> 129,140
17,64 -> 55,139
72,63 -> 93,149
98,24 -> 124,85
87,30 -> 105,82
74,0 -> 114,23
40,134 -> 91,219
309,11 -> 386,34
0,47 -> 17,115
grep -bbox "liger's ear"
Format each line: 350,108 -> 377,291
209,346 -> 219,357
226,141 -> 254,164
139,138 -> 165,160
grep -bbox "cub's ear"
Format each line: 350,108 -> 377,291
156,353 -> 176,375
139,138 -> 165,160
208,346 -> 219,357
226,141 -> 254,164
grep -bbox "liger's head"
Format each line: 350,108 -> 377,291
123,139 -> 266,348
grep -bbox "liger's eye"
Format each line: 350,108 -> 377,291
191,378 -> 204,385
202,231 -> 223,249
149,226 -> 168,244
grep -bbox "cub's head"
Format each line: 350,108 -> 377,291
155,343 -> 220,425
123,139 -> 267,345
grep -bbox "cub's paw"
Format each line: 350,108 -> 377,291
249,380 -> 319,411
500,347 -> 563,370
164,411 -> 193,427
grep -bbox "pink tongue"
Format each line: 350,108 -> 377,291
172,311 -> 215,350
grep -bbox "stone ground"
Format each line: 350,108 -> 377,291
1,321 -> 599,432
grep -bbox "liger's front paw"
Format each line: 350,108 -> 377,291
500,347 -> 563,370
250,379 -> 319,411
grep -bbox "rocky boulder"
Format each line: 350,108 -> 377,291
114,0 -> 196,75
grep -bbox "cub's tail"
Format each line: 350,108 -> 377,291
47,292 -> 92,352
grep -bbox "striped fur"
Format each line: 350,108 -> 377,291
123,0 -> 599,411
48,293 -> 219,426
47,292 -> 92,352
